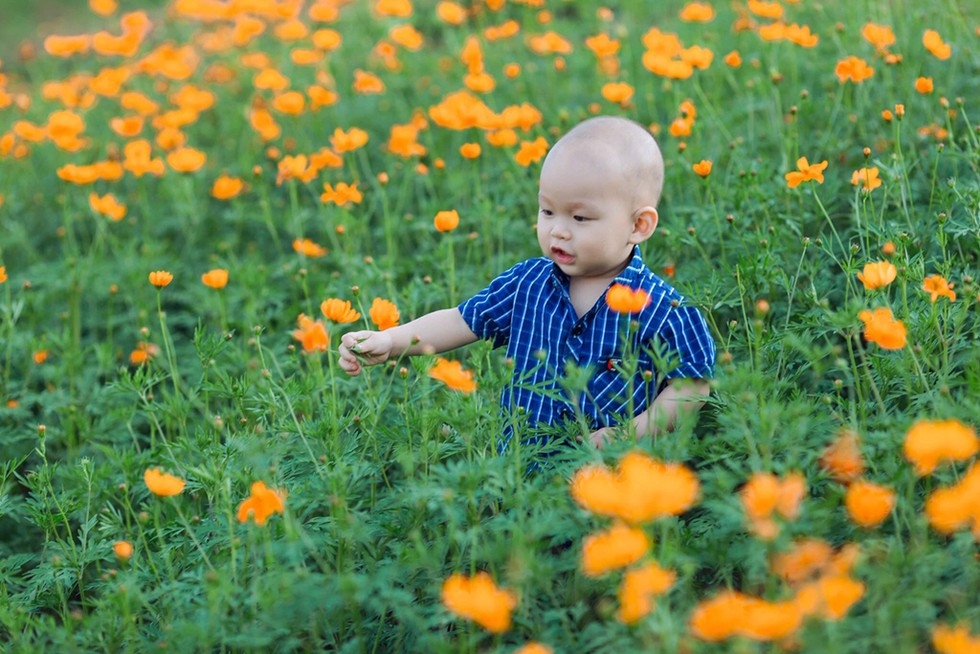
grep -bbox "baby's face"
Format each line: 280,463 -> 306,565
536,145 -> 642,282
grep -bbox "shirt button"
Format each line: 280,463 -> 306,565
571,324 -> 583,336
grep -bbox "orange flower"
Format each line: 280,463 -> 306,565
113,540 -> 133,561
292,314 -> 329,353
434,210 -> 460,233
601,81 -> 634,105
904,419 -> 978,476
932,623 -> 980,654
858,307 -> 906,349
129,341 -> 159,365
0,266 -> 6,284
798,574 -> 866,620
850,167 -> 882,192
441,572 -> 518,633
353,69 -> 385,94
277,155 -> 317,184
785,157 -> 828,188
679,2 -> 714,22
166,147 -> 207,173
581,522 -> 649,577
321,298 -> 360,323
690,591 -> 803,642
771,538 -> 834,584
922,29 -> 951,60
819,429 -> 865,483
571,451 -> 700,524
428,358 -> 477,393
201,269 -> 228,289
144,467 -> 186,496
692,159 -> 713,177
922,275 -> 956,302
924,463 -> 980,536
236,481 -> 286,525
861,23 -> 896,51
617,561 -> 676,624
148,270 -> 173,288
436,2 -> 467,25
605,284 -> 650,313
741,471 -> 806,540
44,34 -> 92,57
514,136 -> 548,166
33,350 -> 49,365
330,127 -> 369,153
834,56 -> 874,84
856,261 -> 896,290
724,50 -> 742,67
212,175 -> 244,200
320,182 -> 363,206
459,143 -> 481,159
915,77 -> 934,94
89,192 -> 127,221
845,480 -> 895,528
369,297 -> 400,330
293,238 -> 328,257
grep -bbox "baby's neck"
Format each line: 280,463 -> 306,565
567,275 -> 615,318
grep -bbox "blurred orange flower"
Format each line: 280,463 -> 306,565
915,77 -> 934,94
571,451 -> 700,524
771,538 -> 833,584
922,275 -> 956,302
514,136 -> 548,166
113,540 -> 133,561
679,2 -> 714,22
580,522 -> 649,577
605,284 -> 650,313
923,29 -> 951,60
617,561 -> 676,624
904,419 -> 978,476
851,167 -> 881,192
330,127 -> 369,153
741,471 -> 806,540
293,238 -> 327,257
459,143 -> 481,159
129,341 -> 159,365
436,2 -> 467,25
353,69 -> 385,94
320,298 -> 360,323
428,358 -> 476,393
924,462 -> 980,538
858,307 -> 906,349
601,82 -> 634,105
201,269 -> 228,289
369,297 -> 400,330
856,261 -> 896,290
211,174 -> 244,200
33,350 -> 48,365
236,481 -> 286,525
692,159 -> 713,177
320,182 -> 363,206
166,147 -> 207,173
845,480 -> 895,528
434,209 -> 460,232
820,429 -> 865,483
292,314 -> 329,353
0,267 -> 7,284
690,591 -> 802,642
144,467 -> 185,496
785,157 -> 828,188
441,572 -> 517,633
148,270 -> 173,287
861,23 -> 895,51
932,623 -> 980,654
89,192 -> 127,221
835,56 -> 874,83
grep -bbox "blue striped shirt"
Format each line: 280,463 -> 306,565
458,248 -> 715,449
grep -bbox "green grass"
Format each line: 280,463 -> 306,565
0,0 -> 979,651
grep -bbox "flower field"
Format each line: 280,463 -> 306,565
1,0 -> 979,651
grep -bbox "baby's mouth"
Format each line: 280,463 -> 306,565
551,247 -> 574,264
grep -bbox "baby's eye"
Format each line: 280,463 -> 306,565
539,208 -> 553,216
573,214 -> 591,222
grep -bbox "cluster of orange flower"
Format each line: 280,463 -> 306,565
143,466 -> 285,526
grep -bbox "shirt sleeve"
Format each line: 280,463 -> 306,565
657,305 -> 716,380
457,260 -> 532,347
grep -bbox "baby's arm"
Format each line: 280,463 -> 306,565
588,377 -> 710,448
338,308 -> 478,376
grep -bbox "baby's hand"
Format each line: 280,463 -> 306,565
584,427 -> 616,450
338,331 -> 393,375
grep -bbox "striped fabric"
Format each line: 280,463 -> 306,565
458,247 -> 716,450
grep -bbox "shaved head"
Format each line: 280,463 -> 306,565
543,116 -> 665,208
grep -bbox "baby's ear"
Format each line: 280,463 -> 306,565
629,206 -> 658,243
